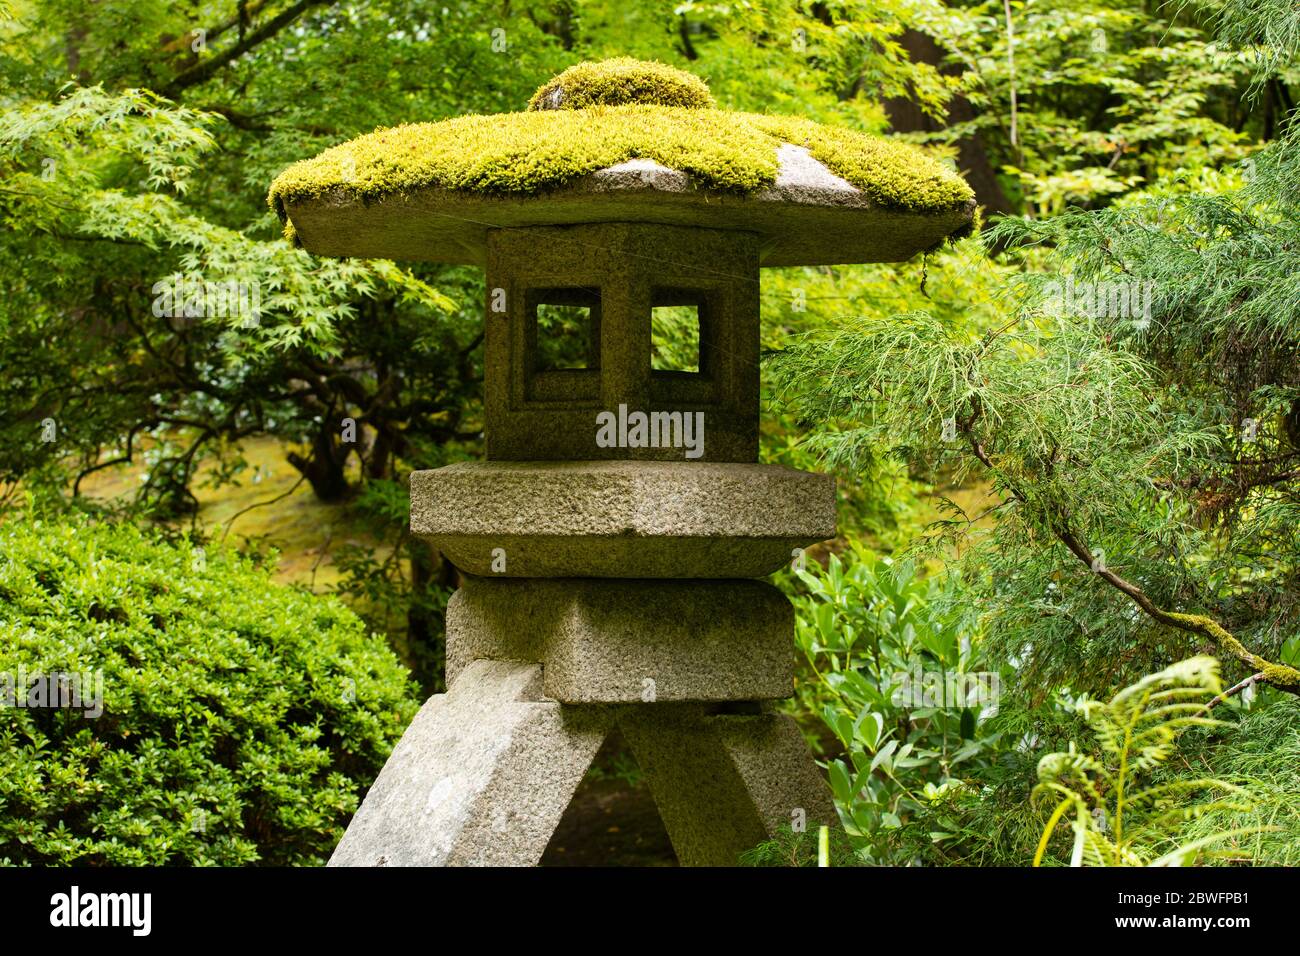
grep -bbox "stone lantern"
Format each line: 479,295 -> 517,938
269,58 -> 974,866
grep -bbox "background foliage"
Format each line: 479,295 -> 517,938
2,0 -> 1299,865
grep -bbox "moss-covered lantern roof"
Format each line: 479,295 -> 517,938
268,58 -> 975,266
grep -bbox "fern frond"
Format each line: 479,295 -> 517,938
1148,828 -> 1278,867
1028,657 -> 1251,866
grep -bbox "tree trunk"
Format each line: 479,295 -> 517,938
287,421 -> 352,501
883,29 -> 1016,219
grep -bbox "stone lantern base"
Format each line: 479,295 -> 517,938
328,670 -> 834,868
328,457 -> 838,867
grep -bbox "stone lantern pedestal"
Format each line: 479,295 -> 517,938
268,57 -> 974,866
329,222 -> 839,866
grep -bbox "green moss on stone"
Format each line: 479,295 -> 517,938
743,113 -> 974,220
528,57 -> 716,111
268,105 -> 973,240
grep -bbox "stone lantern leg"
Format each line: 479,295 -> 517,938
268,58 -> 975,866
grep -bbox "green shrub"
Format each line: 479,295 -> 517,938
784,544 -> 1007,864
0,512 -> 419,865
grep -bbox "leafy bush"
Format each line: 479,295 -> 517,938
330,478 -> 455,696
785,545 -> 1006,864
0,512 -> 419,865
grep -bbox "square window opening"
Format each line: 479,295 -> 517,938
651,289 -> 706,375
530,287 -> 601,371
